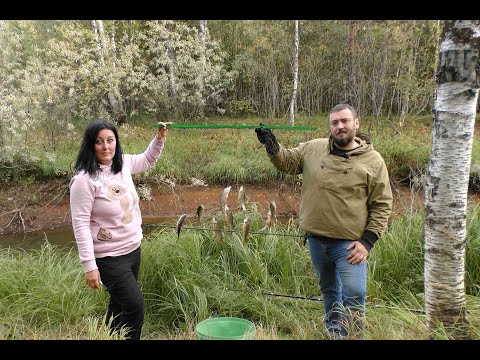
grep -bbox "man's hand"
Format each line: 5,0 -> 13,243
346,241 -> 369,265
255,123 -> 280,155
255,123 -> 273,144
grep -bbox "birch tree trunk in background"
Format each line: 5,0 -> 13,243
289,20 -> 299,126
347,20 -> 359,111
153,20 -> 177,115
91,20 -> 126,124
166,46 -> 177,103
0,21 -> 4,147
198,20 -> 208,117
424,20 -> 480,339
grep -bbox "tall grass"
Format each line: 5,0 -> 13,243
7,114 -> 479,186
2,205 -> 480,339
1,115 -> 480,339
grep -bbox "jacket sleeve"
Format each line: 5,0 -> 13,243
69,174 -> 98,273
269,143 -> 305,175
365,158 -> 393,241
127,137 -> 165,175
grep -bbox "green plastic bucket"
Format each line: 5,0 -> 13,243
195,317 -> 256,340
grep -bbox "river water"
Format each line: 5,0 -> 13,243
0,225 -> 76,251
0,217 -> 177,251
0,184 -> 302,251
0,213 -> 298,251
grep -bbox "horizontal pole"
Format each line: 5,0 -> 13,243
143,223 -> 306,238
150,123 -> 317,131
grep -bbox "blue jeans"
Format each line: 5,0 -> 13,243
307,235 -> 366,337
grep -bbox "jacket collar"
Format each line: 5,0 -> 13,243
328,132 -> 373,154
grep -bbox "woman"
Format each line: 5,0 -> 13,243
69,119 -> 169,340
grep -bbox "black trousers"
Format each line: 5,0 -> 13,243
96,246 -> 144,340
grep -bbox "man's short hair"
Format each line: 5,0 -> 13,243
330,104 -> 358,119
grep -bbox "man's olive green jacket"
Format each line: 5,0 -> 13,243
269,133 -> 393,242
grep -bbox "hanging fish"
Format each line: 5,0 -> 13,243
196,204 -> 204,222
269,201 -> 277,221
220,186 -> 232,214
212,216 -> 224,244
242,218 -> 250,247
238,186 -> 247,212
225,205 -> 235,229
176,213 -> 187,239
259,209 -> 272,232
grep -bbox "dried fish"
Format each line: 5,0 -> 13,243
212,216 -> 223,244
196,204 -> 204,222
225,205 -> 235,229
176,213 -> 187,239
238,186 -> 247,212
259,209 -> 272,232
220,186 -> 232,214
242,218 -> 250,247
266,209 -> 272,228
269,201 -> 277,221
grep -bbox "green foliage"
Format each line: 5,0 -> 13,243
368,212 -> 426,302
225,99 -> 257,117
2,206 -> 480,339
0,19 -> 445,132
466,204 -> 480,296
0,242 -> 114,339
375,135 -> 431,184
0,144 -> 76,183
0,114 -> 475,187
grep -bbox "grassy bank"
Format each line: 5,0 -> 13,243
4,114 -> 479,188
1,204 -> 480,340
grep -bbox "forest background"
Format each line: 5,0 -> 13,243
1,20 -> 480,341
0,19 -> 457,183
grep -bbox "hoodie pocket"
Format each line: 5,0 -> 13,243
97,228 -> 112,241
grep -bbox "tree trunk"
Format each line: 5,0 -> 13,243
347,20 -> 359,110
154,20 -> 177,116
289,20 -> 299,126
92,20 -> 126,124
197,20 -> 208,117
166,46 -> 177,103
424,20 -> 480,339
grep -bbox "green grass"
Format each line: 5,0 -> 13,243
4,114 -> 469,186
1,205 -> 480,340
2,114 -> 480,339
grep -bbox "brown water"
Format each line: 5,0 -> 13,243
0,225 -> 76,251
0,217 -> 178,251
0,214 -> 300,251
0,183 -> 302,250
3,184 -> 476,251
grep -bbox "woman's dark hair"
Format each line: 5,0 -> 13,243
74,119 -> 124,177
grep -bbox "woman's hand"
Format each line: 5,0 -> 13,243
85,269 -> 102,289
156,121 -> 173,141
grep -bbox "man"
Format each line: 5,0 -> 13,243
255,104 -> 392,339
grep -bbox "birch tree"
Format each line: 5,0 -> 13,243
91,20 -> 126,123
198,20 -> 208,116
289,20 -> 299,126
424,20 -> 480,339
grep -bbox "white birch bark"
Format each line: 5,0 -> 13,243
289,20 -> 299,126
154,20 -> 177,103
167,47 -> 177,101
198,20 -> 208,115
92,20 -> 125,123
91,20 -> 104,65
424,20 -> 480,338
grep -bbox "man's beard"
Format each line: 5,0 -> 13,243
333,133 -> 354,147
